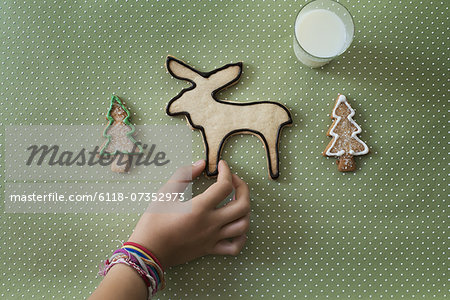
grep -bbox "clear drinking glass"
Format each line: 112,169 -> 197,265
293,0 -> 354,68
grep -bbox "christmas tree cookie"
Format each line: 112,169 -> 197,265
99,95 -> 143,172
323,94 -> 369,171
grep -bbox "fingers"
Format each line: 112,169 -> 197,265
214,173 -> 250,222
219,213 -> 250,240
217,159 -> 232,184
191,159 -> 206,178
197,160 -> 234,209
232,173 -> 249,201
158,160 -> 205,194
211,234 -> 247,256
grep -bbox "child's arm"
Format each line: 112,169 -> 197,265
89,160 -> 250,300
90,263 -> 148,300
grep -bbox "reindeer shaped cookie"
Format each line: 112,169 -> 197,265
166,56 -> 292,179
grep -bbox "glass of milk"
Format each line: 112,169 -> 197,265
293,0 -> 354,68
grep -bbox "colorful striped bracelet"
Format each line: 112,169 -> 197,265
121,245 -> 165,288
99,241 -> 165,298
123,242 -> 164,272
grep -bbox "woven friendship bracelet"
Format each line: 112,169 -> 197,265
121,246 -> 164,284
100,251 -> 156,299
124,250 -> 158,296
122,242 -> 166,290
101,249 -> 154,287
111,248 -> 159,290
99,241 -> 166,299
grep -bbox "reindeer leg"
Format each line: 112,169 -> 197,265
261,130 -> 280,179
203,132 -> 223,177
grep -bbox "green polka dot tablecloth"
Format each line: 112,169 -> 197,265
0,0 -> 447,299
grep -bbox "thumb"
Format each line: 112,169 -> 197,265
158,160 -> 205,194
191,159 -> 206,178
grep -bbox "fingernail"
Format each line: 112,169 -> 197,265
193,160 -> 204,166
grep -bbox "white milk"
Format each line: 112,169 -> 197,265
294,8 -> 348,67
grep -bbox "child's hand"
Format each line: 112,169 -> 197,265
128,160 -> 251,269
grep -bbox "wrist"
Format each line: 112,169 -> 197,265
98,243 -> 166,297
91,263 -> 147,300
